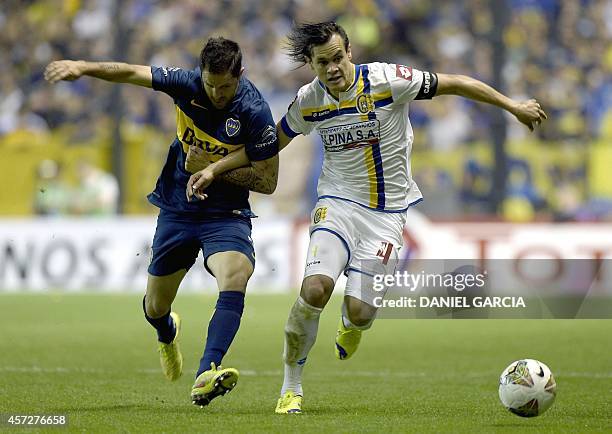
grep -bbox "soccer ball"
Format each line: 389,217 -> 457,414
498,359 -> 557,417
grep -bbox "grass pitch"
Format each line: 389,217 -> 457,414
1,293 -> 611,433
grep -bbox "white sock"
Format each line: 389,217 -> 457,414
281,296 -> 322,396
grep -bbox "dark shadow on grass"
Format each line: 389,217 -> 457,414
488,423 -> 548,428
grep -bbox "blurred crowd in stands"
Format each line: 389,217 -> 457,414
33,158 -> 119,216
2,0 -> 611,220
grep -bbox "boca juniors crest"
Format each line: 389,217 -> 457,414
226,118 -> 241,137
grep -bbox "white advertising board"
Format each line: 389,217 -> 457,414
1,212 -> 611,293
0,217 -> 292,293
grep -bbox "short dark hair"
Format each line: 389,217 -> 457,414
286,22 -> 350,65
200,37 -> 242,76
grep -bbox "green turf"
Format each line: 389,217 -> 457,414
1,294 -> 610,433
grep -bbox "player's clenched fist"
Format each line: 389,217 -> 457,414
44,60 -> 86,83
512,99 -> 548,132
186,168 -> 214,202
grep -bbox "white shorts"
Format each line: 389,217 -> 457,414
303,197 -> 406,306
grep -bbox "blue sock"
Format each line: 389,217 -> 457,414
197,291 -> 245,377
142,296 -> 176,344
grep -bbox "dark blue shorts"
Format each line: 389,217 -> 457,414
148,210 -> 255,277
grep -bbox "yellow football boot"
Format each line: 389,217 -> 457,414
275,391 -> 303,414
191,363 -> 239,407
335,318 -> 362,360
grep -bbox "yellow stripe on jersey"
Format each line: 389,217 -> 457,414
363,145 -> 378,208
300,79 -> 392,122
175,106 -> 244,162
302,71 -> 365,119
371,90 -> 393,102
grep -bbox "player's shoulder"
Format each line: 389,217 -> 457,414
359,62 -> 388,86
363,61 -> 392,72
362,61 -> 396,74
291,77 -> 324,108
160,65 -> 201,84
233,77 -> 275,131
364,61 -> 414,83
235,76 -> 271,115
185,67 -> 204,91
151,65 -> 202,96
185,66 -> 202,80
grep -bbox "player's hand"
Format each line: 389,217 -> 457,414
186,167 -> 214,202
512,99 -> 548,132
185,145 -> 212,173
44,60 -> 86,83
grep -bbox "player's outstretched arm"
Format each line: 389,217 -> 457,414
435,74 -> 547,131
44,60 -> 152,88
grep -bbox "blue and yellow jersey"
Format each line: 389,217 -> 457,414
281,63 -> 437,212
148,66 -> 278,217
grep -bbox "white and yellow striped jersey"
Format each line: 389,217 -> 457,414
281,62 -> 438,212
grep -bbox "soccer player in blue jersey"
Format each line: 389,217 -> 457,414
44,37 -> 279,407
188,23 -> 547,414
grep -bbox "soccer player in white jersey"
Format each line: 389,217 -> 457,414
187,22 -> 547,414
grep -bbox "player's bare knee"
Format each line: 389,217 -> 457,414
347,311 -> 373,327
301,276 -> 333,307
207,252 -> 254,291
145,295 -> 171,318
216,268 -> 251,291
347,304 -> 376,327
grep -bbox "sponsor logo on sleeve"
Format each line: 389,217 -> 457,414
255,125 -> 277,149
396,65 -> 413,81
161,66 -> 180,77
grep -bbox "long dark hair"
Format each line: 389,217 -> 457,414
200,37 -> 242,76
285,22 -> 350,65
